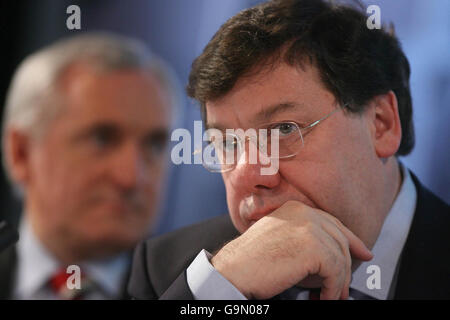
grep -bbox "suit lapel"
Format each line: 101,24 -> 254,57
393,172 -> 450,299
0,245 -> 17,299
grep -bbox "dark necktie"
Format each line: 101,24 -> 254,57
309,288 -> 377,300
308,288 -> 321,300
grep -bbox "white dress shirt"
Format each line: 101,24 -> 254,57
13,218 -> 130,300
186,163 -> 417,300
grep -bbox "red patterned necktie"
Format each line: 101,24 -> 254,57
48,267 -> 94,300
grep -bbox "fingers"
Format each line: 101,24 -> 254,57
321,279 -> 342,300
317,210 -> 373,261
338,224 -> 373,261
322,220 -> 352,299
317,248 -> 347,300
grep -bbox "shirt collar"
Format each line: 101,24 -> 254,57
80,252 -> 130,298
14,218 -> 60,299
14,217 -> 129,299
350,163 -> 417,299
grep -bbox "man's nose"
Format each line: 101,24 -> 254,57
111,143 -> 149,190
230,147 -> 281,192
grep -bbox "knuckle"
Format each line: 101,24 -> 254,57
341,236 -> 350,249
336,253 -> 346,269
330,215 -> 344,228
300,219 -> 316,236
285,200 -> 301,208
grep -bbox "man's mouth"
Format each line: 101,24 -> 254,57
240,196 -> 282,226
245,207 -> 280,225
239,195 -> 319,227
96,197 -> 146,214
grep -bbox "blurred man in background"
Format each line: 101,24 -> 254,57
0,33 -> 177,299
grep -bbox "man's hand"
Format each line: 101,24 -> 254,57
211,201 -> 373,300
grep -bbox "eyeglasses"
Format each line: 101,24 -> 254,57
199,107 -> 342,173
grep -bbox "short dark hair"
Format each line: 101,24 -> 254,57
187,0 -> 414,155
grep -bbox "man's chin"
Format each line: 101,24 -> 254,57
83,232 -> 142,256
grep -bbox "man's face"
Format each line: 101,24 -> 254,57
26,65 -> 171,258
206,63 -> 386,247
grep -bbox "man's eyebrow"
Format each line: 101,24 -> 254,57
144,128 -> 169,140
205,102 -> 305,130
78,122 -> 119,136
68,122 -> 114,144
205,122 -> 226,131
254,102 -> 304,122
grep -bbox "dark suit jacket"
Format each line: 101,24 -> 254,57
0,244 -> 132,299
0,245 -> 17,299
128,173 -> 449,300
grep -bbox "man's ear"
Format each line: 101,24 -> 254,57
369,90 -> 402,158
4,128 -> 32,186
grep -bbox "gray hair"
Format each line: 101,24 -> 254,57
2,32 -> 182,191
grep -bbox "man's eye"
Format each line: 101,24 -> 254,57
210,136 -> 235,151
145,133 -> 168,156
147,140 -> 167,155
271,123 -> 298,136
222,136 -> 238,151
92,131 -> 114,148
86,125 -> 119,150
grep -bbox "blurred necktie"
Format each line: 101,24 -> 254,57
48,267 -> 95,300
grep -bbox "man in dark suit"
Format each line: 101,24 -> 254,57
128,0 -> 450,300
0,33 -> 176,299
